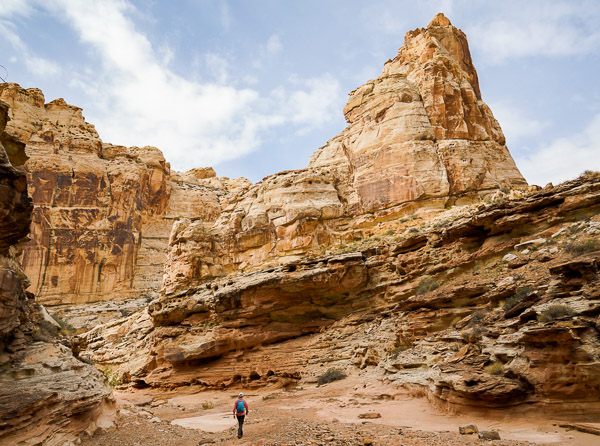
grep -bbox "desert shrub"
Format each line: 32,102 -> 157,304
485,361 -> 504,376
101,366 -> 121,387
317,368 -> 347,385
39,320 -> 59,337
384,229 -> 395,236
500,186 -> 510,194
468,311 -> 486,327
564,239 -> 600,256
201,401 -> 215,410
53,316 -> 75,336
503,286 -> 533,311
409,227 -> 419,234
578,170 -> 600,179
538,304 -> 574,322
415,277 -> 439,295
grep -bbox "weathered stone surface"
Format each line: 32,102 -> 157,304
0,83 -> 234,306
310,13 -> 525,212
163,14 -> 527,294
0,101 -> 114,445
82,173 -> 600,416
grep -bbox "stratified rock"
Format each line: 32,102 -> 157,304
310,12 -> 525,211
163,13 -> 527,294
0,100 -> 114,445
0,83 -> 230,307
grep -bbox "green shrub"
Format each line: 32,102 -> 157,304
409,227 -> 419,234
201,401 -> 215,410
384,229 -> 395,236
415,277 -> 439,295
53,316 -> 75,336
469,311 -> 486,327
538,304 -> 574,322
564,239 -> 600,256
500,186 -> 510,194
503,286 -> 533,311
485,361 -> 504,376
101,366 -> 121,387
317,368 -> 347,385
39,320 -> 59,337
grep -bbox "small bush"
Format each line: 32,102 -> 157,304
500,186 -> 510,194
54,316 -> 75,336
317,368 -> 347,385
485,361 -> 504,376
101,366 -> 121,387
384,229 -> 395,236
201,401 -> 215,410
409,227 -> 419,234
503,286 -> 533,311
415,277 -> 439,295
538,304 -> 574,322
564,239 -> 600,256
469,311 -> 486,327
39,320 -> 59,337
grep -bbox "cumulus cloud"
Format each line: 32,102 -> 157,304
489,100 -> 548,142
0,19 -> 62,78
467,1 -> 600,64
516,113 -> 600,186
19,0 -> 341,170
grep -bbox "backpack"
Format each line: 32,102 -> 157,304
236,399 -> 244,413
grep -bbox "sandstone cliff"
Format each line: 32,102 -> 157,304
0,101 -> 114,445
82,172 -> 600,415
0,83 -> 248,311
76,15 -> 600,416
162,13 -> 527,293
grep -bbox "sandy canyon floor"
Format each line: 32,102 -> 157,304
80,374 -> 599,446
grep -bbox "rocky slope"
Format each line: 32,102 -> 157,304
9,11 -> 596,426
82,172 -> 600,416
0,101 -> 114,445
75,15 -> 599,416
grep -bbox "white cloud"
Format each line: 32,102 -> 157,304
19,0 -> 342,171
287,74 -> 341,130
489,100 -> 547,142
24,55 -> 61,76
0,19 -> 62,78
0,0 -> 34,17
468,1 -> 600,64
516,113 -> 600,186
266,34 -> 282,54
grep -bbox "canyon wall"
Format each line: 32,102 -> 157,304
78,14 -> 600,415
0,101 -> 114,445
0,83 -> 244,307
163,13 -> 527,293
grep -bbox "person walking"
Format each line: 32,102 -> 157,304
233,392 -> 249,439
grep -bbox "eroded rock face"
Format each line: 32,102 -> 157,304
0,101 -> 114,446
0,83 -> 236,306
163,14 -> 527,292
310,13 -> 525,210
82,173 -> 600,416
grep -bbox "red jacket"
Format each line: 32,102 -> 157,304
233,399 -> 248,416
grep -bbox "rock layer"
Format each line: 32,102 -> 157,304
163,14 -> 527,293
0,100 -> 114,445
0,83 -> 240,306
82,173 -> 600,416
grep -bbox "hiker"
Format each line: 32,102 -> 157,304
233,392 -> 249,438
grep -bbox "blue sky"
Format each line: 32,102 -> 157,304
1,0 -> 599,185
